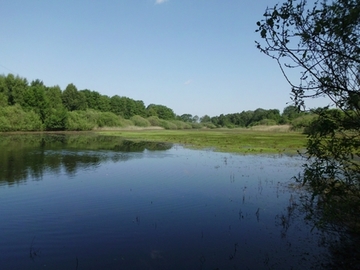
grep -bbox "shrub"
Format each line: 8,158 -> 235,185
258,119 -> 278,126
171,120 -> 192,129
97,112 -> 123,127
66,111 -> 94,131
120,118 -> 133,127
203,122 -> 217,129
191,122 -> 203,129
44,108 -> 68,131
159,119 -> 177,130
290,114 -> 317,131
0,105 -> 43,131
147,116 -> 161,127
130,115 -> 151,127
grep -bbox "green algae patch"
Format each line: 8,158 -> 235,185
98,129 -> 306,154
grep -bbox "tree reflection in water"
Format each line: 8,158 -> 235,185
0,133 -> 172,185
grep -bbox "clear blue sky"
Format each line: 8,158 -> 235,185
0,0 -> 327,117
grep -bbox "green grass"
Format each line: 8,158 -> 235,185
98,128 -> 307,154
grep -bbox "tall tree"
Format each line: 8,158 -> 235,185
0,74 -> 28,106
80,89 -> 111,112
200,115 -> 211,123
146,104 -> 175,120
45,86 -> 67,130
257,0 -> 360,234
62,83 -> 87,111
179,114 -> 193,122
23,81 -> 48,122
282,105 -> 301,122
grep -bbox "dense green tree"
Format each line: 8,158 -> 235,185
109,95 -> 145,118
265,109 -> 281,122
80,89 -> 111,112
134,100 -> 147,117
45,86 -> 63,109
0,74 -> 28,106
62,83 -> 87,111
0,92 -> 7,107
178,114 -> 193,122
217,114 -> 232,127
109,95 -> 123,116
98,95 -> 111,112
200,115 -> 211,123
210,116 -> 219,126
239,110 -> 254,126
146,104 -> 175,120
282,105 -> 301,123
23,82 -> 49,122
257,0 -> 360,235
110,95 -> 129,118
251,108 -> 267,124
44,86 -> 68,130
30,79 -> 44,87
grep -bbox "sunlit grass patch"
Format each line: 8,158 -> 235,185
98,128 -> 306,154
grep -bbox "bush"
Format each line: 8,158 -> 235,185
147,116 -> 161,127
0,105 -> 43,131
200,122 -> 216,129
171,120 -> 192,129
66,111 -> 95,131
97,112 -> 123,127
191,122 -> 203,129
44,108 -> 68,131
290,114 -> 317,131
120,118 -> 133,127
258,119 -> 278,126
159,119 -> 178,130
66,110 -> 127,130
130,115 -> 151,127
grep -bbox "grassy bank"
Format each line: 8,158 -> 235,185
98,128 -> 306,154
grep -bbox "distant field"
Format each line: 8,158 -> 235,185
99,127 -> 307,154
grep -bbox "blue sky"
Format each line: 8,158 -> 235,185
0,0 -> 327,117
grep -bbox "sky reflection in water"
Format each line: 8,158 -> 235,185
0,138 -> 329,269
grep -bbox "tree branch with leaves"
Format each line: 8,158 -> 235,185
256,0 -> 360,234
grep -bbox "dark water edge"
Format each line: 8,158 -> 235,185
0,133 -> 172,186
0,134 -> 352,269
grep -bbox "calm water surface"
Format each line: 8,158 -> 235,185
0,134 -> 329,269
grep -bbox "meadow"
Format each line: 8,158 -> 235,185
99,127 -> 307,154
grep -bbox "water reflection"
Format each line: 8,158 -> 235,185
0,134 -> 172,185
0,134 -> 343,269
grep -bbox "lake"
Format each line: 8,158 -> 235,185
0,134 -> 330,269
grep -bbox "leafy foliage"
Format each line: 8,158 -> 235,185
130,115 -> 151,127
0,105 -> 43,131
62,83 -> 87,111
146,104 -> 175,120
0,73 -> 315,132
109,95 -> 146,118
257,0 -> 360,234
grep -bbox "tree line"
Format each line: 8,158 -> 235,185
0,74 -> 177,131
0,73 -> 322,132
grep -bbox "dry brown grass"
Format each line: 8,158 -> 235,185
94,126 -> 164,131
249,125 -> 291,132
